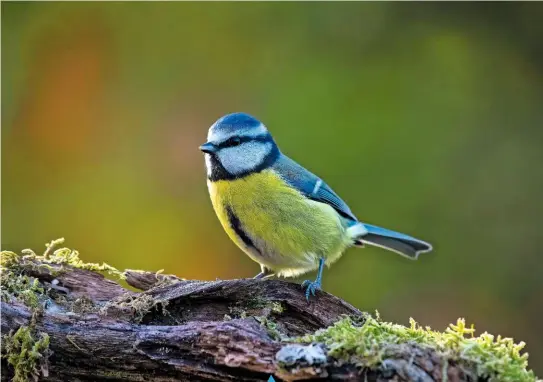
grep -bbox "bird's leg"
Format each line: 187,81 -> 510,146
253,265 -> 275,279
301,258 -> 325,301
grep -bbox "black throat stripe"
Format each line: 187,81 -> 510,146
225,206 -> 261,255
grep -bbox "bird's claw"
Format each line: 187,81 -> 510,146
301,279 -> 321,301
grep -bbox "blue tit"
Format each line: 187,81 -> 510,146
199,112 -> 432,300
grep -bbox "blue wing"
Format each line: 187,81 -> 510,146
272,154 -> 358,222
272,155 -> 432,259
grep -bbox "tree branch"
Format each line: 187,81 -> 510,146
0,250 -> 535,382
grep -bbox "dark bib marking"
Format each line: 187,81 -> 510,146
207,154 -> 232,181
225,205 -> 261,255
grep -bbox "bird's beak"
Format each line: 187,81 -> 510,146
199,142 -> 217,154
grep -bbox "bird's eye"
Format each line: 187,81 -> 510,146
228,137 -> 241,147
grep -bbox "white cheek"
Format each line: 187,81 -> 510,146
218,142 -> 271,175
204,154 -> 213,177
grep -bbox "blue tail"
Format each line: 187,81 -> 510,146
358,223 -> 432,259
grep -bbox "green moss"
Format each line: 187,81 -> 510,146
1,272 -> 45,309
296,313 -> 538,382
270,301 -> 285,314
2,238 -> 122,277
1,238 -> 127,311
255,316 -> 283,341
1,251 -> 47,309
1,238 -> 121,309
1,250 -> 51,381
38,238 -> 123,278
2,325 -> 50,382
252,301 -> 285,340
0,250 -> 20,269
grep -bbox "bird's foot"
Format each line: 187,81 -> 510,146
301,279 -> 321,301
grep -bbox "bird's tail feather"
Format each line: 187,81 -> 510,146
352,223 -> 432,259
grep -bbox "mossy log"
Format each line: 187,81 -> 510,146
0,242 -> 537,382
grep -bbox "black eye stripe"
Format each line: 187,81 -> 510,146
227,137 -> 241,147
217,133 -> 271,149
218,137 -> 240,148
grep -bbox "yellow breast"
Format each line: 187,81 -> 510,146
207,170 -> 349,276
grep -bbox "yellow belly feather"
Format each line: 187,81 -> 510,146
207,170 -> 351,277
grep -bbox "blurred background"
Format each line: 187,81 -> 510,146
2,1 -> 543,374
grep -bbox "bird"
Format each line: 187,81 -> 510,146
199,112 -> 432,300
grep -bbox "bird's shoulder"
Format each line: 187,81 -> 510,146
271,154 -> 358,222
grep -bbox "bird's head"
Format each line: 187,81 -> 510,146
200,112 -> 279,180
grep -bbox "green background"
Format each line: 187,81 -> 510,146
3,2 -> 543,374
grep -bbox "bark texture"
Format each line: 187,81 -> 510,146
1,259 -> 474,381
